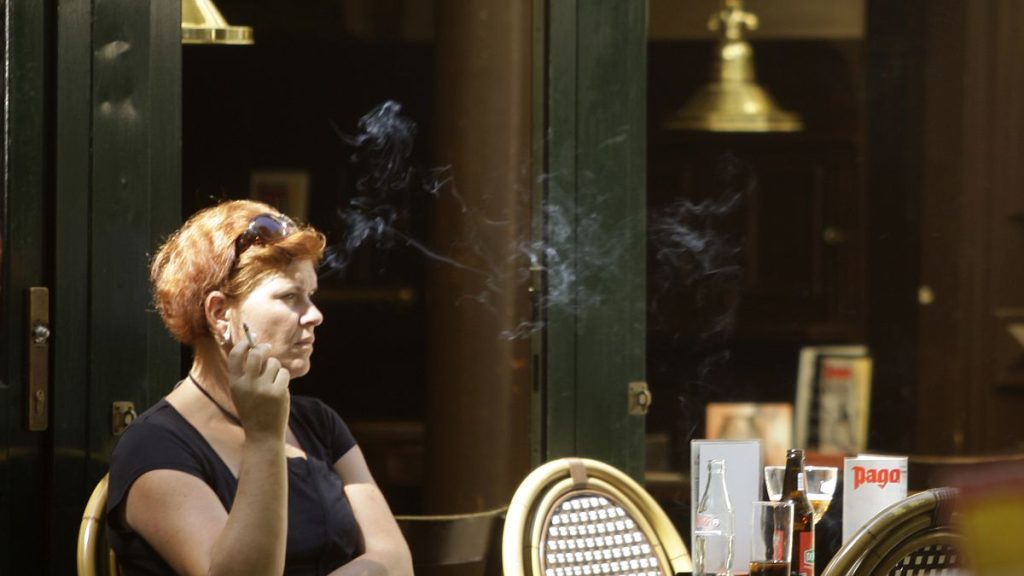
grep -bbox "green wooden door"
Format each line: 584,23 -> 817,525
0,1 -> 181,573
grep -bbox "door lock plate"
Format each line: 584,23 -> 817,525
27,287 -> 50,431
112,401 -> 138,435
628,381 -> 652,415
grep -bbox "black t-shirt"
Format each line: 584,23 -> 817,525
107,395 -> 360,575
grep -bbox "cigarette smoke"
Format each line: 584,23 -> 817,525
324,103 -> 753,350
319,101 -> 423,278
323,102 -> 634,340
649,153 -> 750,344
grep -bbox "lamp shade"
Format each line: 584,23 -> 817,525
663,0 -> 801,132
182,0 -> 253,45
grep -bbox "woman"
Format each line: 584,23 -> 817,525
107,200 -> 412,576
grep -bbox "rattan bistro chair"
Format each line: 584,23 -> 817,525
503,457 -> 692,576
821,487 -> 961,576
77,473 -> 120,576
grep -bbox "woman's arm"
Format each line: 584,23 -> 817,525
125,436 -> 287,576
125,343 -> 292,576
328,447 -> 414,576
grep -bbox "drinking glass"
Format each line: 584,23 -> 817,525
804,466 -> 839,524
763,466 -> 785,501
749,501 -> 793,576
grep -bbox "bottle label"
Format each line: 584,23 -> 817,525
694,512 -> 720,533
773,529 -> 787,559
797,531 -> 814,576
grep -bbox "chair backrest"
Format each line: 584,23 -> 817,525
821,487 -> 961,576
908,452 -> 1024,491
502,457 -> 692,576
395,506 -> 507,576
77,473 -> 120,576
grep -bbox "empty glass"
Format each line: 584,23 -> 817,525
763,465 -> 785,501
749,501 -> 793,576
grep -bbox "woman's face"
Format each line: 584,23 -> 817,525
231,259 -> 323,378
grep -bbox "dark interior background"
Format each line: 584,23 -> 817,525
182,1 -> 1024,518
183,1 -> 437,512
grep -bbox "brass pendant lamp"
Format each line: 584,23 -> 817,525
663,0 -> 801,132
182,0 -> 254,45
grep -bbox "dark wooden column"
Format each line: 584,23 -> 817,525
864,0 -> 928,454
915,0 -> 1024,454
425,0 -> 533,513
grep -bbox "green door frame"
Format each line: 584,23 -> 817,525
534,0 -> 649,480
1,0 -> 52,570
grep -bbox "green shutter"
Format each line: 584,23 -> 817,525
538,0 -> 648,480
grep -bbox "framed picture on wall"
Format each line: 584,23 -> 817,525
816,354 -> 873,454
705,402 -> 793,466
250,170 -> 310,222
794,345 -> 868,449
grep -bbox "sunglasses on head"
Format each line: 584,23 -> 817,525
233,212 -> 296,264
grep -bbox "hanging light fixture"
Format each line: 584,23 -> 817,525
182,0 -> 254,45
663,0 -> 801,132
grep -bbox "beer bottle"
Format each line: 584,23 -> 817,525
781,449 -> 814,576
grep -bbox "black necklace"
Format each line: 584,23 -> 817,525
188,373 -> 243,427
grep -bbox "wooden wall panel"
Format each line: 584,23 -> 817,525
974,0 -> 1024,449
918,0 -> 1024,454
917,0 -> 970,454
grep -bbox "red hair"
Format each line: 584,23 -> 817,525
150,200 -> 326,345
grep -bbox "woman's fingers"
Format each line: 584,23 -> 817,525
225,340 -> 289,437
261,357 -> 283,389
272,366 -> 291,392
244,343 -> 271,376
227,340 -> 251,375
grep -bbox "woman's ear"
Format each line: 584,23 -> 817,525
204,290 -> 232,343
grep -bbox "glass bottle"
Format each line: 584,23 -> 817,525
694,459 -> 735,576
782,449 -> 815,576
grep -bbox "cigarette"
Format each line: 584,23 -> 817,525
242,323 -> 256,348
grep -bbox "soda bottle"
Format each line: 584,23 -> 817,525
694,459 -> 734,576
782,449 -> 815,576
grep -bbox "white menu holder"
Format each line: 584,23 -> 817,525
691,439 -> 762,574
842,454 -> 908,543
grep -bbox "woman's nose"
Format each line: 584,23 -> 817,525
304,302 -> 324,327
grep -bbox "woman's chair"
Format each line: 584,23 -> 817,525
396,507 -> 507,576
77,473 -> 119,576
821,487 -> 961,576
502,457 -> 692,576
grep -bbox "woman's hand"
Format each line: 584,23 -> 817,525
227,340 -> 291,441
330,448 -> 414,576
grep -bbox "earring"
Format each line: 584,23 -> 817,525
222,326 -> 232,345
